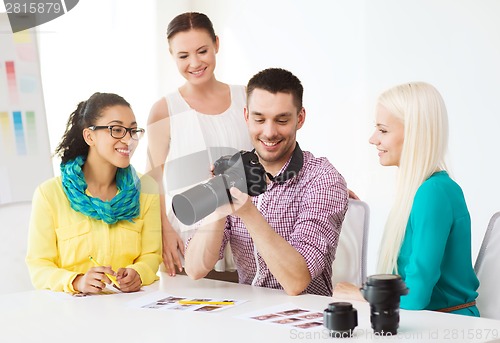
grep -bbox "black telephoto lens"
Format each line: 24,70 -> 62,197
171,175 -> 231,226
323,302 -> 358,338
360,274 -> 409,335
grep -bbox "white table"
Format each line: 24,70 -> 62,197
0,273 -> 499,342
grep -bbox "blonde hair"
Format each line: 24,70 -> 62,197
377,82 -> 449,274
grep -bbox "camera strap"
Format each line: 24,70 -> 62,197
261,142 -> 304,184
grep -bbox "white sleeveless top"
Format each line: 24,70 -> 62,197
163,84 -> 252,246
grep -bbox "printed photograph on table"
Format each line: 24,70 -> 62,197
276,308 -> 309,316
127,291 -> 246,313
241,303 -> 325,331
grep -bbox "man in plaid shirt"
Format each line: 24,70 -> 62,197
185,68 -> 348,296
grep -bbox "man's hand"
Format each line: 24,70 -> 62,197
212,187 -> 253,220
228,187 -> 253,216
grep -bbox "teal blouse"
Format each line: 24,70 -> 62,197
398,171 -> 479,316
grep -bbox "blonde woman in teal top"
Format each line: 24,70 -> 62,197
333,82 -> 479,316
398,171 -> 479,315
369,82 -> 479,316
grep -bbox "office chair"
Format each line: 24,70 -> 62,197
332,199 -> 370,287
474,211 -> 500,320
0,200 -> 34,294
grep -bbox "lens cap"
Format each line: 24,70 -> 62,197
323,302 -> 358,338
365,274 -> 406,287
361,274 -> 409,301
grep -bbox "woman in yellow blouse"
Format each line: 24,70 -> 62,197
26,92 -> 162,294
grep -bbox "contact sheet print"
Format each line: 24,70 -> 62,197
127,291 -> 247,313
128,293 -> 326,330
239,303 -> 325,331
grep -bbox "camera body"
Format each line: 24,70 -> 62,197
213,150 -> 267,196
172,151 -> 267,225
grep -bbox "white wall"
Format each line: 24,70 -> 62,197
35,0 -> 500,274
362,0 -> 500,272
37,0 -> 159,174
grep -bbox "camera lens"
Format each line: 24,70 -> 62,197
360,274 -> 408,335
172,175 -> 231,225
323,302 -> 358,338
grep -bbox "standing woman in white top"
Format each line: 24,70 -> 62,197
146,12 -> 252,276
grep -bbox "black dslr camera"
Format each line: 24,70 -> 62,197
172,151 -> 267,225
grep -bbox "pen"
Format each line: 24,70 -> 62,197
88,255 -> 120,289
178,300 -> 234,306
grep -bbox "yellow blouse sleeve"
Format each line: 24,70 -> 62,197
127,175 -> 162,285
26,183 -> 80,293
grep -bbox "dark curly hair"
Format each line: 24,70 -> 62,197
54,92 -> 130,163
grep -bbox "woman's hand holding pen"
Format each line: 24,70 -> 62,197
72,266 -> 117,294
116,268 -> 142,292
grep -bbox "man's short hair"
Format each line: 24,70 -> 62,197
246,68 -> 303,111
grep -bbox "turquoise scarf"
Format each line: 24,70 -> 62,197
60,156 -> 140,224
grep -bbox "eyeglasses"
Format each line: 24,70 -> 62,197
88,125 -> 145,140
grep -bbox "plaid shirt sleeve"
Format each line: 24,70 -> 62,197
287,161 -> 348,283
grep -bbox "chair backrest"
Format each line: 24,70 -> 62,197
0,201 -> 34,294
474,211 -> 500,320
332,199 -> 370,287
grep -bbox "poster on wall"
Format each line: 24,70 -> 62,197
0,13 -> 52,204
